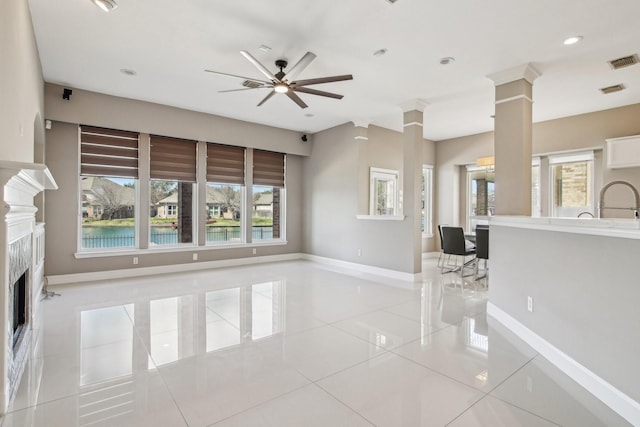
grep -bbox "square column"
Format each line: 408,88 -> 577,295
488,64 -> 540,216
401,101 -> 426,274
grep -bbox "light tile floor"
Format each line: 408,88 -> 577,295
1,259 -> 631,426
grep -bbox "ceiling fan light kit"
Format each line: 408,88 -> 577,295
205,50 -> 353,109
91,0 -> 118,12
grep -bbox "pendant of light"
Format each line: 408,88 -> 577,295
91,0 -> 118,12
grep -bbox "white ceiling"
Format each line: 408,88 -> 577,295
28,0 -> 640,141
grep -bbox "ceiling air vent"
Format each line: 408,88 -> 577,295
600,84 -> 625,94
242,80 -> 263,89
608,54 -> 638,70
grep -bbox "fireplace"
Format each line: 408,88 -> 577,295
0,161 -> 57,414
12,272 -> 27,349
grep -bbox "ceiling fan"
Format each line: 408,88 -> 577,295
205,51 -> 353,109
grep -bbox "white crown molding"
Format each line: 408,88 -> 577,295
399,99 -> 428,113
487,63 -> 541,86
403,121 -> 424,128
351,119 -> 373,128
495,94 -> 534,105
488,302 -> 640,426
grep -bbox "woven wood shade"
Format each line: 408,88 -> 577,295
150,135 -> 197,182
80,125 -> 139,178
253,150 -> 285,187
206,143 -> 245,185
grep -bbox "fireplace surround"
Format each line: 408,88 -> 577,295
0,161 -> 56,414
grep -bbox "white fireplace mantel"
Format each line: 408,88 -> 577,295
1,160 -> 57,414
0,160 -> 58,195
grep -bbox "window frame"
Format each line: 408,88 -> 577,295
549,151 -> 594,218
369,167 -> 400,216
422,165 -> 434,237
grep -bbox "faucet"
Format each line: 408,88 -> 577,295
598,180 -> 640,219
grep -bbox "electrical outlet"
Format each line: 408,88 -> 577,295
133,257 -> 138,265
527,296 -> 533,312
192,253 -> 198,261
357,249 -> 362,256
252,248 -> 257,255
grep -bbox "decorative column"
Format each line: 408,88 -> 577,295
488,64 -> 540,215
401,99 -> 426,274
352,120 -> 372,215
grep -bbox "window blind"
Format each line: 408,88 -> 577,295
80,125 -> 139,178
150,135 -> 197,182
253,150 -> 285,187
206,143 -> 245,184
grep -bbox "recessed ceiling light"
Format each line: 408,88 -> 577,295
258,45 -> 271,53
440,57 -> 455,65
373,48 -> 388,57
91,0 -> 118,12
563,36 -> 583,45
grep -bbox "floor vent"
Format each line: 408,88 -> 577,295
608,54 -> 638,70
600,84 -> 625,94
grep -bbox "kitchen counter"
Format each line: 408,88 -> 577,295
487,216 -> 640,425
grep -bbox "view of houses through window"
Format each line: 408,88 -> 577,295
151,180 -> 195,245
82,176 -> 137,249
79,126 -> 286,250
205,183 -> 243,243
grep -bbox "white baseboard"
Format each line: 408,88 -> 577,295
487,302 -> 640,426
302,254 -> 421,282
46,253 -> 304,285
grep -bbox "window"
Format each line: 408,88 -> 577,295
550,151 -> 594,217
206,143 -> 245,244
467,165 -> 495,230
79,126 -> 139,250
253,150 -> 285,241
531,157 -> 541,217
370,167 -> 399,216
421,165 -> 433,236
150,135 -> 197,246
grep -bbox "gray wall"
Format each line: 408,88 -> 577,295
0,0 -> 44,163
436,103 -> 640,229
490,223 -> 640,403
44,89 -> 306,276
302,122 -> 435,272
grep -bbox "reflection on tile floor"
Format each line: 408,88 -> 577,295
1,259 -> 631,426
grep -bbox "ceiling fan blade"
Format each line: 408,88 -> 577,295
240,50 -> 280,82
285,91 -> 309,109
283,51 -> 316,81
219,87 -> 269,93
257,90 -> 277,107
292,86 -> 344,99
291,74 -> 353,87
204,69 -> 270,85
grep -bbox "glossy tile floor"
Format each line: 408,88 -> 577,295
2,259 -> 631,426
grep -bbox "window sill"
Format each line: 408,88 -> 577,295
356,215 -> 405,221
75,240 -> 288,258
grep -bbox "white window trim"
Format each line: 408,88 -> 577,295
549,150 -> 595,218
369,167 -> 400,216
422,165 -> 434,237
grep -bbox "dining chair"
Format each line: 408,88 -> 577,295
473,227 -> 489,287
441,226 -> 476,287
